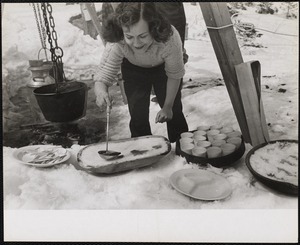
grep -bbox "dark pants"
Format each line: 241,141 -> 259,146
121,58 -> 188,143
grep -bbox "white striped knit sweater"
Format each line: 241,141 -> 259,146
94,25 -> 185,86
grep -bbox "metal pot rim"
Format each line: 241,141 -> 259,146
33,81 -> 87,96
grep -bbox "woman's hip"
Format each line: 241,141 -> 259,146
121,58 -> 166,83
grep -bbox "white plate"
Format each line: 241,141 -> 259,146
12,145 -> 71,168
170,169 -> 232,201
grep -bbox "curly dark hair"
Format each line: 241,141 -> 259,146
102,2 -> 173,43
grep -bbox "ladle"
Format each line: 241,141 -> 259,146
98,104 -> 123,160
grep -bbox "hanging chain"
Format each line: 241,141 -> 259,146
41,3 -> 66,84
37,3 -> 48,50
32,3 -> 46,49
32,3 -> 48,60
41,3 -> 53,53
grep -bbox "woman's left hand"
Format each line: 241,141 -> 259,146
155,108 -> 173,123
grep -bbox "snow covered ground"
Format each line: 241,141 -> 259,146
2,2 -> 298,242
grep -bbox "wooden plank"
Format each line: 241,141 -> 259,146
235,61 -> 269,146
199,3 -> 251,143
250,61 -> 270,142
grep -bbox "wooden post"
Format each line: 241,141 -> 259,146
80,4 -> 89,36
84,3 -> 128,104
199,2 -> 251,143
84,3 -> 105,44
1,3 -> 4,19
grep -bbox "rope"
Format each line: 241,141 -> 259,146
206,23 -> 234,30
187,6 -> 297,37
253,27 -> 298,37
231,13 -> 298,37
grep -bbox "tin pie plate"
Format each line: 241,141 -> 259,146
245,139 -> 298,196
12,145 -> 70,167
170,169 -> 232,201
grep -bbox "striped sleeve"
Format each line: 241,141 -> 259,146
161,26 -> 185,80
94,42 -> 124,86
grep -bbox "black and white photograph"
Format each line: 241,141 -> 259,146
2,2 -> 298,242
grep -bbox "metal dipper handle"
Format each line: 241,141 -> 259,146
106,104 -> 110,152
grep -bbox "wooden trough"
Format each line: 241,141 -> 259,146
75,135 -> 171,174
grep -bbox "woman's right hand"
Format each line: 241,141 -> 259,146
94,81 -> 112,110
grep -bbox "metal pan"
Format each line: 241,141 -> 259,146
245,139 -> 298,196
